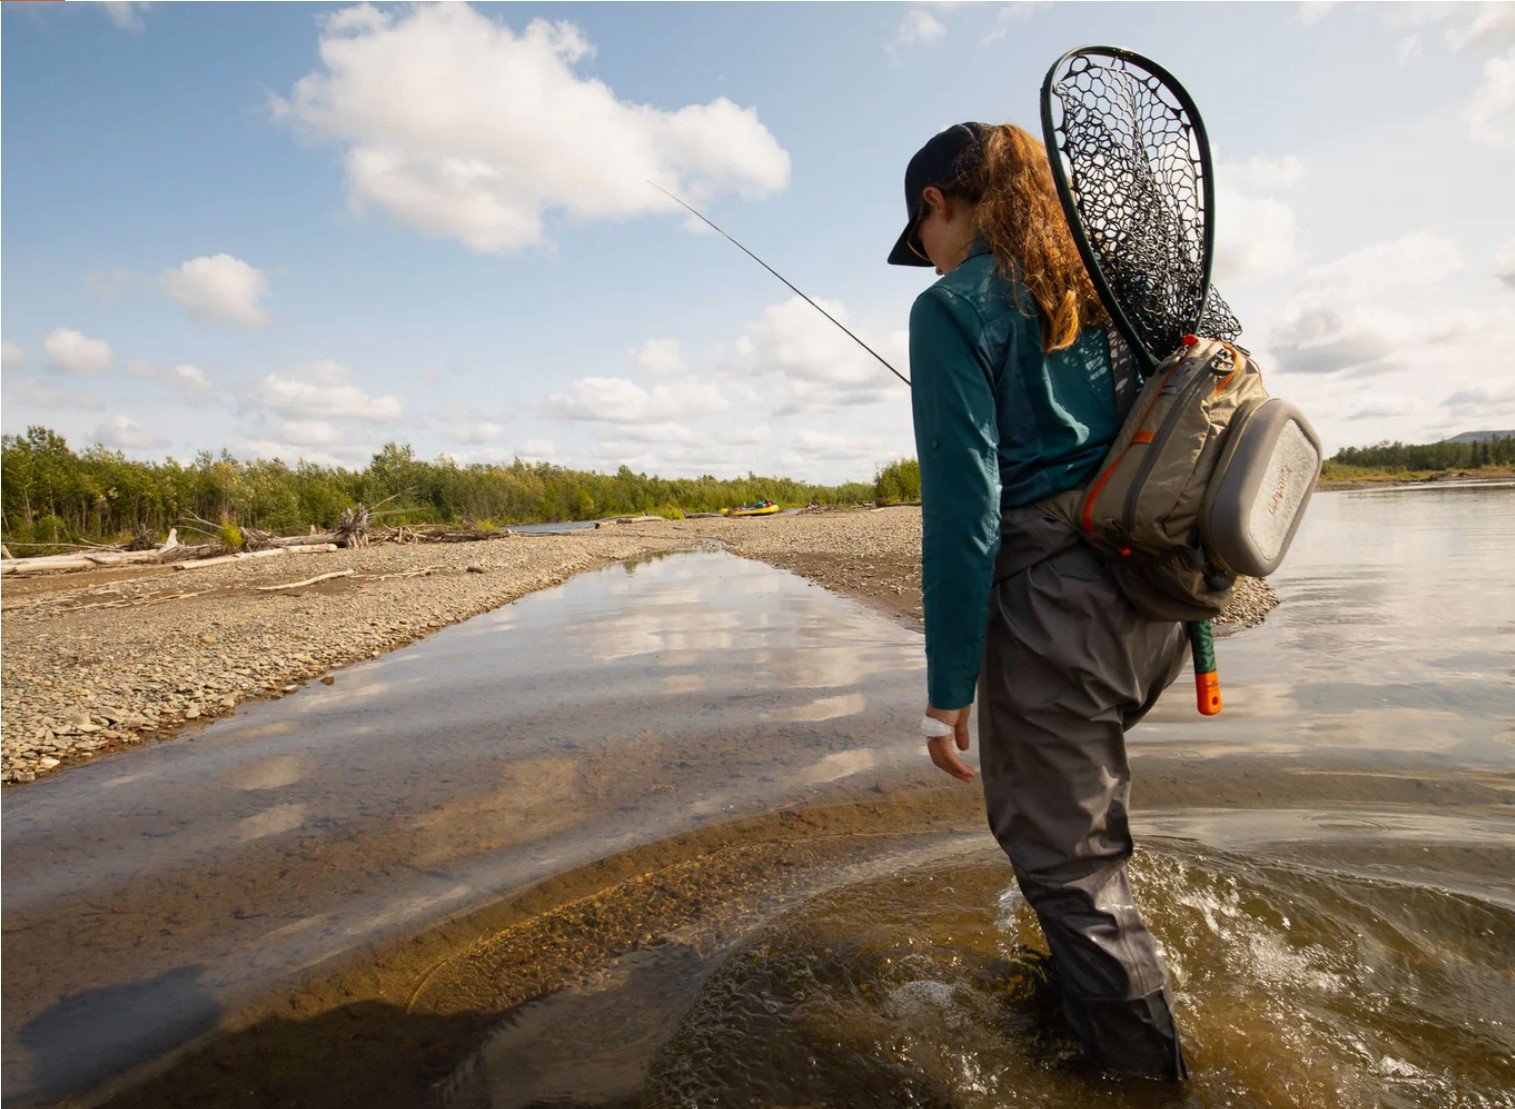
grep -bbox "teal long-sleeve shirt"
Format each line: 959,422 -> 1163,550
909,244 -> 1122,709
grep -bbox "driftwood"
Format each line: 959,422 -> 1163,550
174,548 -> 288,571
256,569 -> 354,592
173,544 -> 335,571
363,565 -> 443,582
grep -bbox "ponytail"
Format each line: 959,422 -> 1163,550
939,124 -> 1108,353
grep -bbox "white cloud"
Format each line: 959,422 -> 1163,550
1220,154 -> 1308,191
985,2 -> 1050,43
895,10 -> 946,47
1497,237 -> 1515,288
1269,233 -> 1468,375
742,297 -> 906,413
94,415 -> 167,451
636,339 -> 685,378
1379,2 -> 1454,30
1443,382 -> 1515,419
160,254 -> 272,328
1213,189 -> 1302,282
273,5 -> 790,255
1296,232 -> 1462,299
1397,34 -> 1422,65
1466,47 -> 1515,146
1293,1 -> 1337,27
789,429 -> 879,463
43,328 -> 113,377
543,377 -> 653,422
451,420 -> 511,444
1212,154 -> 1306,283
542,375 -> 729,423
1446,2 -> 1515,51
126,359 -> 212,394
1345,393 -> 1423,421
518,438 -> 555,460
276,420 -> 344,447
2,340 -> 25,370
234,439 -> 351,468
100,2 -> 148,31
251,359 -> 403,422
3,376 -> 105,412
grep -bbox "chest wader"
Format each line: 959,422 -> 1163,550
977,503 -> 1189,1080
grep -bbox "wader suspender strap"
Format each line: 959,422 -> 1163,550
1108,330 -> 1138,425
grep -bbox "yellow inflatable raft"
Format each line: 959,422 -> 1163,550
722,501 -> 781,518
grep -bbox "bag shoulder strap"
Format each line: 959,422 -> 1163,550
1108,329 -> 1139,424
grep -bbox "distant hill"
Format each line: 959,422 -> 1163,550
1440,430 -> 1515,445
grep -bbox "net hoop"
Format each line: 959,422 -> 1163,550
1040,45 -> 1236,372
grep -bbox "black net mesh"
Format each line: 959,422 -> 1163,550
1046,50 -> 1243,362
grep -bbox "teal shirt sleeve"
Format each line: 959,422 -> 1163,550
908,286 -> 1002,710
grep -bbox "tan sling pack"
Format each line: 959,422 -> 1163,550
1040,335 -> 1322,622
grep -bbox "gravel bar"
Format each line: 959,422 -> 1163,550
1,508 -> 1275,785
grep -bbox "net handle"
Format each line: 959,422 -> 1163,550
1039,45 -> 1219,373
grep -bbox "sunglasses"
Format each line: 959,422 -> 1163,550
906,205 -> 931,264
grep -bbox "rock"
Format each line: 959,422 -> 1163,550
184,705 -> 202,720
39,757 -> 61,770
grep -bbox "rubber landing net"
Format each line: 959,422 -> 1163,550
1040,47 -> 1243,370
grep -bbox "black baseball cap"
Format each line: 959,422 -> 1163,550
887,121 -> 987,267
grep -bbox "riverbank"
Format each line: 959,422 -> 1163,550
1316,468 -> 1514,491
1,507 -> 1275,784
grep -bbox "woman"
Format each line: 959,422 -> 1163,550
887,121 -> 1190,1081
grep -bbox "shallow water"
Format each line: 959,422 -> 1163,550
447,485 -> 1515,1109
2,551 -> 930,1103
4,486 -> 1514,1106
611,838 -> 1514,1109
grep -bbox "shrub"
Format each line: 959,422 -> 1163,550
874,458 -> 921,505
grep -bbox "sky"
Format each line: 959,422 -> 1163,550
3,0 -> 1513,485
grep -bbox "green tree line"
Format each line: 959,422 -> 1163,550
0,426 -> 877,551
1325,435 -> 1515,475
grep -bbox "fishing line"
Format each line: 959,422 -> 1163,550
649,182 -> 911,387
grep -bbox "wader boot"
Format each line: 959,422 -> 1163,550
977,505 -> 1190,1081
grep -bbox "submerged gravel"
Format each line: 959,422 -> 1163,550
1,507 -> 1276,785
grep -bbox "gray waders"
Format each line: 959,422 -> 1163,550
977,504 -> 1190,1081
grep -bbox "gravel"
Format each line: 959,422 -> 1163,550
1,508 -> 1277,785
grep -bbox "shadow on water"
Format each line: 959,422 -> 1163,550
12,967 -> 218,1106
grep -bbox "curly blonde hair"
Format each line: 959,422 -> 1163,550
937,124 -> 1108,352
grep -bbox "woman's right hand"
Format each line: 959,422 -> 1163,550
924,703 -> 975,782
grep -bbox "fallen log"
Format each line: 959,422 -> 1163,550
1,557 -> 99,576
256,569 -> 354,592
174,548 -> 288,571
264,533 -> 338,549
363,565 -> 443,582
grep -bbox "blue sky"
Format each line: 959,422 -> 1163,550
4,1 -> 1513,483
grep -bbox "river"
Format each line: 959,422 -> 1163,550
2,484 -> 1511,1106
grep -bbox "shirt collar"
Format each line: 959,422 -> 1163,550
964,232 -> 993,262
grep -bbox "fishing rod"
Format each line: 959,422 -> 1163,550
649,182 -> 911,388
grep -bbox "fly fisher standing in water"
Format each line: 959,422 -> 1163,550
890,121 -> 1191,1080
